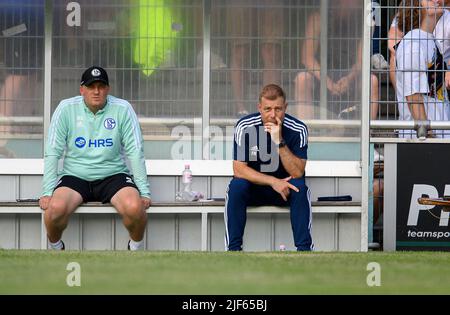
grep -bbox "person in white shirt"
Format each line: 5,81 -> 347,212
395,0 -> 450,138
389,0 -> 450,89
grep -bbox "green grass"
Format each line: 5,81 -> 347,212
0,250 -> 449,294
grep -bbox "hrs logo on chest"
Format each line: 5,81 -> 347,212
407,184 -> 450,227
75,137 -> 113,148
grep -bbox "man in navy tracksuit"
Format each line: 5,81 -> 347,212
225,84 -> 313,251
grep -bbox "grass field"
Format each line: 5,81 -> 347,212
1,250 -> 450,295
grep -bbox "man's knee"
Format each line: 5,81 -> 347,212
228,178 -> 252,197
120,197 -> 146,222
289,178 -> 306,187
46,199 -> 72,223
288,178 -> 308,198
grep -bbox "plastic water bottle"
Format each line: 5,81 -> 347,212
181,164 -> 194,201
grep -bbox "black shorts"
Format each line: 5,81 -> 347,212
54,173 -> 139,203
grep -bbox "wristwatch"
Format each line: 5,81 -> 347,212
278,139 -> 286,148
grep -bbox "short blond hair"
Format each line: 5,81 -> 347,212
258,84 -> 286,103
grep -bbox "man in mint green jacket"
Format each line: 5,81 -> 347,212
39,66 -> 151,251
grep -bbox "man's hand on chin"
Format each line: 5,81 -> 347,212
264,117 -> 283,144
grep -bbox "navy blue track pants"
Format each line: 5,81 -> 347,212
224,177 -> 314,251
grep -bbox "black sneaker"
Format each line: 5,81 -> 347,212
127,240 -> 131,250
61,241 -> 65,251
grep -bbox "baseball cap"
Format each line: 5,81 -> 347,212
80,66 -> 109,86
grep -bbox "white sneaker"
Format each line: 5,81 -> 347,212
197,50 -> 227,69
371,53 -> 389,70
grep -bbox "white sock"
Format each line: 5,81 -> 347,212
49,239 -> 64,250
129,239 -> 144,251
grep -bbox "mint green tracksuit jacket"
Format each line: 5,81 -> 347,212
42,95 -> 151,198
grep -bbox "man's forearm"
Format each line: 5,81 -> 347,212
128,152 -> 151,198
279,146 -> 306,179
41,155 -> 59,196
234,162 -> 276,187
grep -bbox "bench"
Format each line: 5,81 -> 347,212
0,199 -> 361,251
0,159 -> 363,251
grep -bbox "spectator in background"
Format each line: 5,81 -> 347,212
371,1 -> 390,71
395,0 -> 450,139
225,84 -> 313,251
39,66 -> 151,251
131,0 -> 181,76
373,161 -> 384,227
389,0 -> 450,90
193,3 -> 226,70
294,0 -> 381,124
387,1 -> 405,91
0,0 -> 44,156
228,0 -> 284,117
